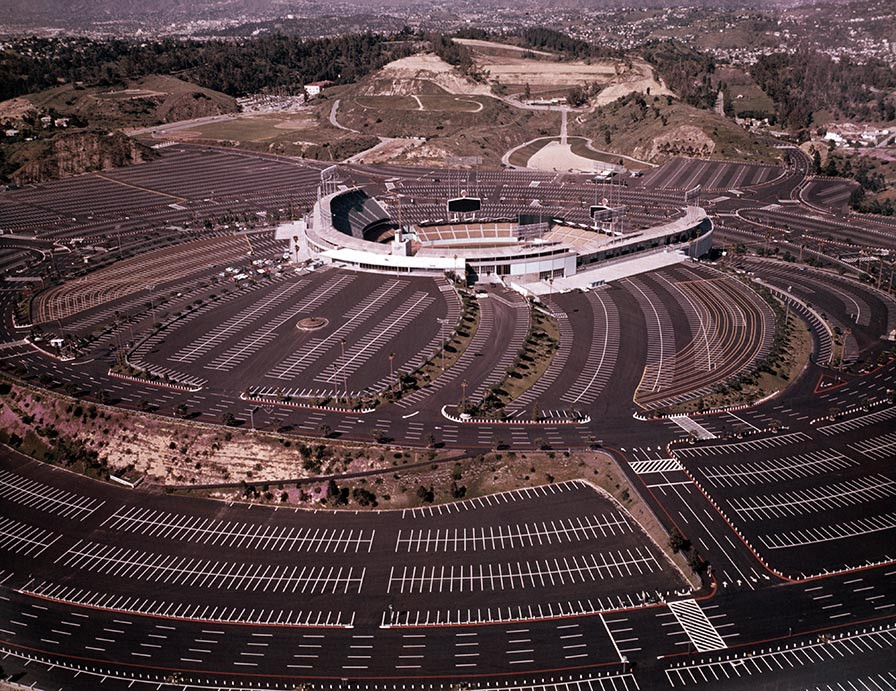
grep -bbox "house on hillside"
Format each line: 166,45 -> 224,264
304,81 -> 334,98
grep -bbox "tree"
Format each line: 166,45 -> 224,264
669,528 -> 690,553
566,86 -> 587,107
352,488 -> 378,507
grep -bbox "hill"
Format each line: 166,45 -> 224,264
21,75 -> 239,129
5,130 -> 157,184
458,39 -> 671,104
358,54 -> 492,97
573,92 -> 777,164
329,75 -> 558,167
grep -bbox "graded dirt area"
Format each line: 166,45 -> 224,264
482,58 -> 619,87
592,60 -> 675,106
454,37 -> 554,57
0,96 -> 48,121
173,114 -> 317,142
360,53 -> 492,97
527,141 -> 607,173
573,95 -> 776,164
337,89 -> 559,167
93,88 -> 168,100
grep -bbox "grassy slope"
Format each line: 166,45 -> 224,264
25,74 -> 238,128
332,88 -> 558,166
714,67 -> 776,118
574,94 -> 778,163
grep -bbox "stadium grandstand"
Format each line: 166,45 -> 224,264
297,174 -> 713,288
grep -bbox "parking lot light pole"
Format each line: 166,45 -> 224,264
146,284 -> 156,323
437,318 -> 447,371
340,337 -> 347,397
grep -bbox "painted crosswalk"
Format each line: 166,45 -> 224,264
671,416 -> 717,440
629,458 -> 684,474
667,599 -> 728,653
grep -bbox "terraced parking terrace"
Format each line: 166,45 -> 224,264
1,145 -> 895,691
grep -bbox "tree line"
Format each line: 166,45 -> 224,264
637,39 -> 718,110
752,50 -> 896,129
0,32 -> 415,100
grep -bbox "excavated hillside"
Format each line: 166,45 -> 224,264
9,130 -> 158,184
358,53 -> 492,97
573,93 -> 777,164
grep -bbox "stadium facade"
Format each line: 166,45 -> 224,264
297,186 -> 713,286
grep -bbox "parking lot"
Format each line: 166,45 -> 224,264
677,412 -> 896,577
144,268 -> 450,397
2,144 -> 896,689
637,158 -> 783,192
